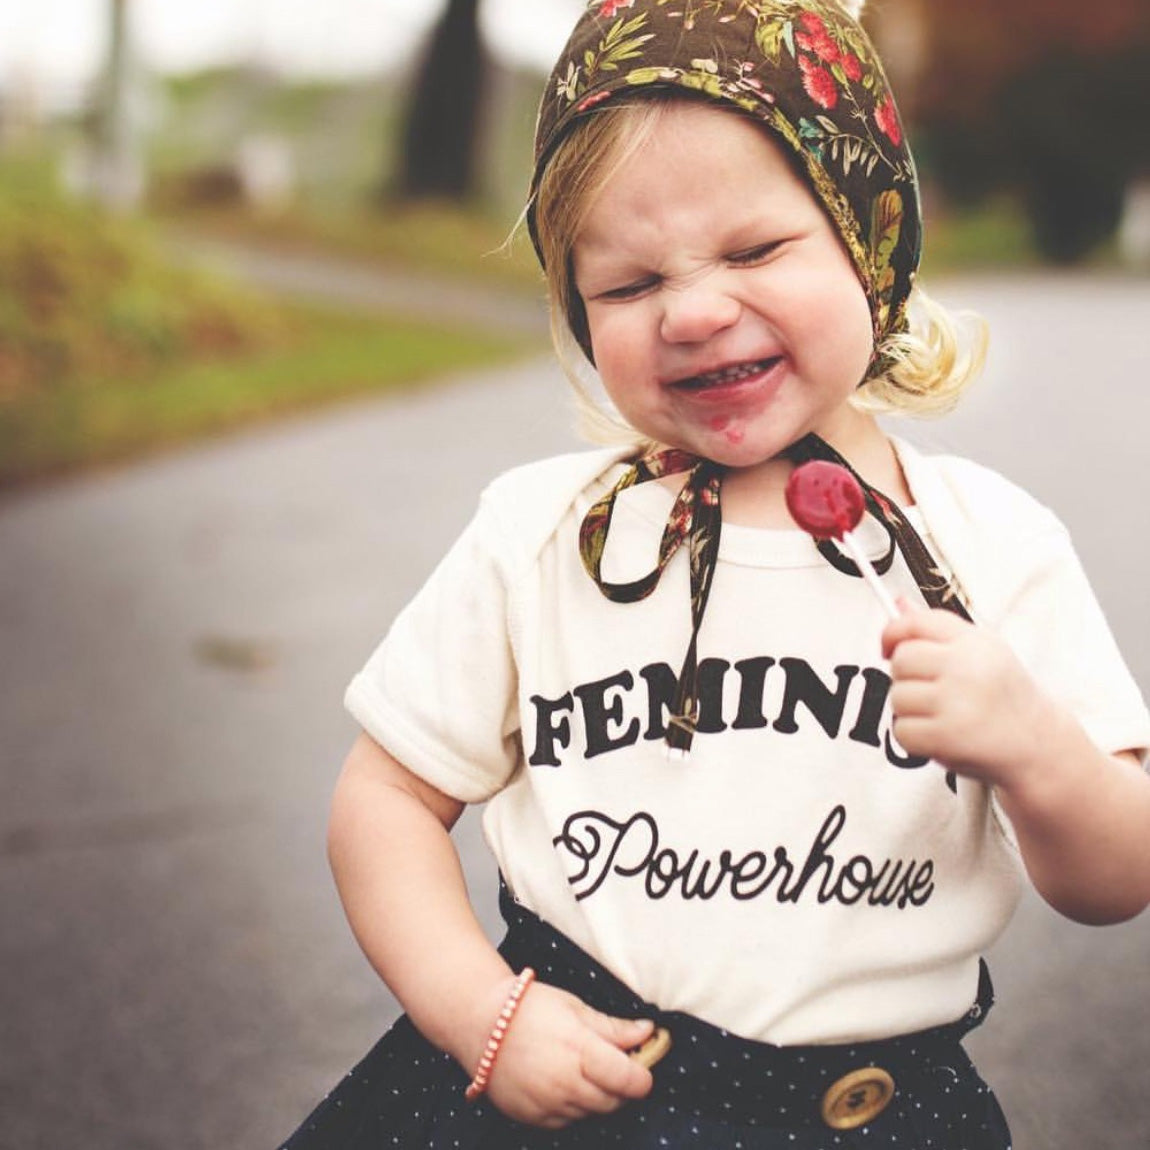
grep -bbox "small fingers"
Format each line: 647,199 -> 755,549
568,1076 -> 633,1117
888,714 -> 940,760
882,602 -> 970,660
487,996 -> 657,1127
582,1009 -> 655,1051
881,598 -> 926,658
888,679 -> 940,718
887,638 -> 948,687
580,1036 -> 654,1102
497,1069 -> 615,1129
579,1010 -> 656,1099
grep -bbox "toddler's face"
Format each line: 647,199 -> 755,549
573,101 -> 875,470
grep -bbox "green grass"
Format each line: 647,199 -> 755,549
157,199 -> 545,295
0,153 -> 543,489
0,302 -> 537,489
921,195 -> 1040,274
0,176 -> 292,397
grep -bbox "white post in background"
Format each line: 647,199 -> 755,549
92,0 -> 144,211
1118,177 -> 1150,270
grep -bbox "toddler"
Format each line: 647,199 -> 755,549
279,2 -> 1150,1147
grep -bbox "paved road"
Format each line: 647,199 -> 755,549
2,272 -> 1149,1149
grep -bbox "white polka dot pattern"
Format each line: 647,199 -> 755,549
277,888 -> 1011,1150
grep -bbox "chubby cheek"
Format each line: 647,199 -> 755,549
835,315 -> 876,391
598,370 -> 665,439
849,284 -> 876,370
586,313 -> 660,415
813,267 -> 875,382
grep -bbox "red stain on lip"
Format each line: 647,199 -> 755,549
708,414 -> 745,443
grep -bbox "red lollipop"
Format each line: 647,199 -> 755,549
785,461 -> 899,618
784,460 -> 865,541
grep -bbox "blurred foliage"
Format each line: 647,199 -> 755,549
918,0 -> 1147,111
0,301 -> 531,488
164,199 -> 544,294
144,60 -> 542,221
919,196 -> 1040,275
917,0 -> 1150,263
0,157 -> 536,487
146,66 -> 397,215
1001,47 -> 1146,264
0,165 -> 285,402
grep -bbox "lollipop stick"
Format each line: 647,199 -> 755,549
840,530 -> 900,620
784,460 -> 902,621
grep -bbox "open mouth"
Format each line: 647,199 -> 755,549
672,357 -> 781,391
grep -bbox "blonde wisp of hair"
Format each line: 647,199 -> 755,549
533,98 -> 671,446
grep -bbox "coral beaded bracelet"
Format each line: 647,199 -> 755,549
464,967 -> 536,1101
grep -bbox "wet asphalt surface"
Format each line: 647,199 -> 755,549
2,271 -> 1149,1149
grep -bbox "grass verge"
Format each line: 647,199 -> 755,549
920,196 -> 1040,275
0,302 -> 538,490
154,199 -> 545,294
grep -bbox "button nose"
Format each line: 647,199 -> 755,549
659,277 -> 742,344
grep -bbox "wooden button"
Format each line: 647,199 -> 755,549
629,1027 -> 672,1069
821,1067 -> 896,1130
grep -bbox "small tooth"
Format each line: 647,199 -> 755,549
682,359 -> 772,389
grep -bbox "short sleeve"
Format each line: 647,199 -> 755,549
344,500 -> 521,803
991,520 -> 1150,761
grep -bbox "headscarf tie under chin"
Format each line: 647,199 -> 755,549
579,434 -> 971,757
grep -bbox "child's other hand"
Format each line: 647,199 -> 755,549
881,602 -> 1052,788
479,979 -> 655,1128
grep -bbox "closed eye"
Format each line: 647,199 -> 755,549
727,242 -> 783,267
593,275 -> 661,302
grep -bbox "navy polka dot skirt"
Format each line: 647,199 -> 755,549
278,886 -> 1012,1149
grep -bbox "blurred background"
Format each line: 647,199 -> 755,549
1,2 -> 1149,1149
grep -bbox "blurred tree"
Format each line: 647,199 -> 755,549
916,0 -> 1150,262
394,0 -> 489,202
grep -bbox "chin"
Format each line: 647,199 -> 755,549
698,427 -> 802,469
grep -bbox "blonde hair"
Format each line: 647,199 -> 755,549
530,96 -> 988,446
859,286 -> 989,417
532,99 -> 669,445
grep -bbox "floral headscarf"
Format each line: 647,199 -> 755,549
528,0 -> 921,362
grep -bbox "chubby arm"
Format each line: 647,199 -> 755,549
882,606 -> 1150,925
328,732 -> 654,1126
